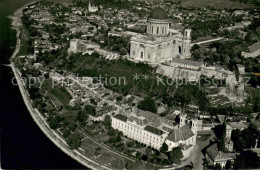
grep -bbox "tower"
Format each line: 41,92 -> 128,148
179,113 -> 186,127
88,0 -> 98,13
88,0 -> 91,10
182,29 -> 192,58
191,119 -> 199,134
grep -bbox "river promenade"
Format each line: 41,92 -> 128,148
9,4 -> 111,170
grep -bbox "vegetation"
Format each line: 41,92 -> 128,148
85,105 -> 96,116
168,147 -> 183,164
137,96 -> 157,113
160,143 -> 169,153
67,133 -> 81,149
231,123 -> 260,152
77,110 -> 89,125
233,150 -> 260,169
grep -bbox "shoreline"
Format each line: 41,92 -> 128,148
9,3 -> 109,170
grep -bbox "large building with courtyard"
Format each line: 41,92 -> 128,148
129,7 -> 192,64
111,108 -> 197,159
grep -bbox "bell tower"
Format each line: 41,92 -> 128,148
179,113 -> 186,127
182,29 -> 192,58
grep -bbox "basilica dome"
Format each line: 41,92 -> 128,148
150,7 -> 168,20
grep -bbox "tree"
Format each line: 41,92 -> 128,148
85,105 -> 96,116
66,134 -> 81,149
48,116 -> 60,129
104,115 -> 111,126
225,160 -> 232,169
63,129 -> 70,138
160,142 -> 169,153
119,48 -> 127,55
168,147 -> 183,164
219,123 -> 227,152
77,110 -> 88,125
137,96 -> 157,113
233,150 -> 260,169
213,163 -> 222,169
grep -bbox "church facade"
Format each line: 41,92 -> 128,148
129,8 -> 191,64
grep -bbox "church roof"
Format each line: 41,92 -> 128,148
166,123 -> 194,143
150,7 -> 168,19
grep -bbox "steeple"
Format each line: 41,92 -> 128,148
88,0 -> 91,8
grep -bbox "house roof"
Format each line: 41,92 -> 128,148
113,114 -> 128,122
144,125 -> 164,136
227,122 -> 248,130
128,115 -> 149,126
248,42 -> 260,53
166,123 -> 194,143
206,143 -> 236,162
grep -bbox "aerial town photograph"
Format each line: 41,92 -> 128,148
0,0 -> 260,169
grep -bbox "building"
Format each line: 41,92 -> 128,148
241,42 -> 260,58
129,8 -> 191,64
88,0 -> 98,13
205,143 -> 236,168
111,108 -> 197,158
170,58 -> 204,70
69,39 -> 100,54
226,122 -> 248,138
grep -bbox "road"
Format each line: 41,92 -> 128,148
174,133 -> 215,170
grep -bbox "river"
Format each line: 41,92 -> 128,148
0,0 -> 84,168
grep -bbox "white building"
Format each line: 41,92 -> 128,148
241,42 -> 260,58
111,108 -> 197,158
129,7 -> 191,64
205,143 -> 236,168
69,39 -> 100,54
88,0 -> 98,13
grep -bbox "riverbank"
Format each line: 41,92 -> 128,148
9,4 -> 109,170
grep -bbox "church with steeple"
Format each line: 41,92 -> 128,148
88,0 -> 98,13
130,7 -> 192,64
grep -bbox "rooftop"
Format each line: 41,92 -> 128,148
113,114 -> 128,122
206,143 -> 236,162
144,125 -> 165,136
166,123 -> 194,143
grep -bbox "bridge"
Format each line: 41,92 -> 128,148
191,37 -> 224,47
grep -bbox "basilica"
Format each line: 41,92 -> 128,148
130,8 -> 192,64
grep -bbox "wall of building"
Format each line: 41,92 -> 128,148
111,116 -> 166,150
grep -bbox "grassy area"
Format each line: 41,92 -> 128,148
197,134 -> 212,141
50,86 -> 72,106
79,134 -> 153,169
42,78 -> 72,106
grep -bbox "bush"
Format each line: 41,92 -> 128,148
85,105 -> 96,116
66,134 -> 81,149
